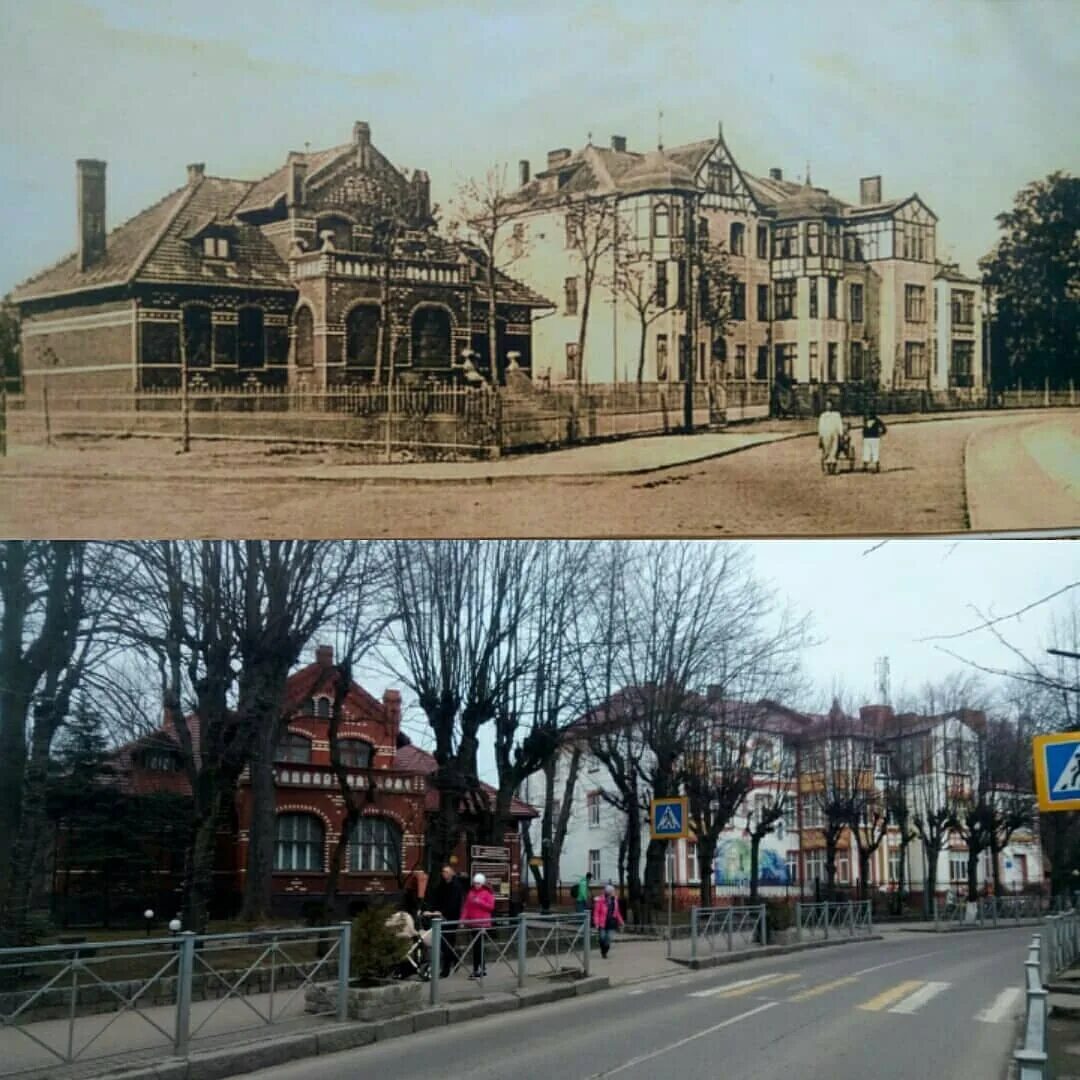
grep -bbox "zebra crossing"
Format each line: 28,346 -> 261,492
630,970 -> 1025,1024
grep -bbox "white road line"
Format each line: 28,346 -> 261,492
975,986 -> 1024,1024
888,981 -> 951,1015
852,950 -> 947,976
687,973 -> 782,998
587,1001 -> 779,1078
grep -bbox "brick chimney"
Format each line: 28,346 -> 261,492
353,121 -> 372,170
859,175 -> 882,206
287,153 -> 308,214
859,704 -> 895,729
519,159 -> 531,186
315,644 -> 334,668
76,159 -> 107,272
547,147 -> 571,169
382,689 -> 402,748
186,163 -> 205,186
411,169 -> 431,221
769,167 -> 783,181
956,707 -> 987,734
610,135 -> 627,153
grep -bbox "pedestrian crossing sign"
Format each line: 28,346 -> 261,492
650,797 -> 689,840
1034,732 -> 1080,812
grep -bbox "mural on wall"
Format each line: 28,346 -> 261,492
713,837 -> 790,886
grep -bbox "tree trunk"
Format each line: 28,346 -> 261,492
967,845 -> 980,903
924,840 -> 941,915
625,808 -> 643,924
991,847 -> 1003,898
576,292 -> 591,386
184,780 -> 234,933
636,324 -> 647,385
487,264 -> 500,386
643,836 -> 667,919
748,832 -> 763,905
698,836 -> 717,907
10,721 -> 55,929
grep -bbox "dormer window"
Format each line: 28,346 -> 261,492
203,236 -> 230,259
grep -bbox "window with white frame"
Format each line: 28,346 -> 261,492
782,800 -> 797,831
836,853 -> 850,884
802,799 -> 824,829
587,792 -> 601,827
875,753 -> 891,778
888,850 -> 902,883
275,813 -> 324,872
350,817 -> 402,874
786,851 -> 800,884
949,854 -> 968,884
805,850 -> 825,882
589,849 -> 601,881
687,842 -> 700,884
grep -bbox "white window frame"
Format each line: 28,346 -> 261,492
589,849 -> 601,881
587,792 -> 601,828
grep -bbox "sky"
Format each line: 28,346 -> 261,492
352,538 -> 1078,784
3,0 -> 1078,296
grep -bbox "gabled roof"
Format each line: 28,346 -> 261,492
233,143 -> 352,216
10,185 -> 194,303
459,243 -> 555,309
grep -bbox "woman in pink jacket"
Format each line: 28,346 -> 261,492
592,883 -> 625,959
461,872 -> 496,978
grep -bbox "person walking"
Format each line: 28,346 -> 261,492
461,872 -> 496,978
592,883 -> 625,959
817,399 -> 844,474
425,864 -> 465,977
573,872 -> 593,914
861,411 -> 887,472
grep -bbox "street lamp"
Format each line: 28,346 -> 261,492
168,917 -> 182,935
143,909 -> 155,937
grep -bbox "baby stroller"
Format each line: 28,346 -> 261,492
387,910 -> 432,982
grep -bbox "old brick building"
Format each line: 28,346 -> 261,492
12,122 -> 551,395
116,646 -> 535,917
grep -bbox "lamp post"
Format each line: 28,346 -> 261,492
144,909 -> 155,937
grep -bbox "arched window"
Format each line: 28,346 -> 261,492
275,813 -> 324,871
349,817 -> 402,873
729,223 -> 745,256
410,307 -> 451,369
345,305 -> 380,370
652,202 -> 670,239
294,307 -> 314,369
315,697 -> 330,719
337,739 -> 372,768
237,306 -> 265,369
182,305 -> 212,369
275,732 -> 311,764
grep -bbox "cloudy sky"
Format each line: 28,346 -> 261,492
357,538 -> 1077,782
3,0 -> 1077,296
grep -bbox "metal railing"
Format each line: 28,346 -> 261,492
795,901 -> 873,942
1014,909 -> 1080,1079
427,912 -> 590,1006
0,924 -> 349,1077
685,905 -> 767,963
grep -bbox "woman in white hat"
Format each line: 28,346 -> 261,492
461,872 -> 496,978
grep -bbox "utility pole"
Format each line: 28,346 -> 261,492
683,191 -> 698,434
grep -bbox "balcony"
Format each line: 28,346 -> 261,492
291,249 -> 467,285
269,765 -> 425,793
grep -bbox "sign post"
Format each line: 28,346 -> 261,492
650,798 -> 689,957
1034,732 -> 1080,812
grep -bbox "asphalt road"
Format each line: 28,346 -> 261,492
248,929 -> 1030,1080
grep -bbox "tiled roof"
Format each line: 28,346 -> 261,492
395,743 -> 538,818
138,177 -> 292,289
460,244 -> 554,308
10,185 -> 193,302
234,143 -> 352,216
743,172 -> 810,210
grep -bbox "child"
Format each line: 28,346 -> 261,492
461,872 -> 496,978
861,411 -> 888,472
592,883 -> 625,959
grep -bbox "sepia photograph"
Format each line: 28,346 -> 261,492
0,0 -> 1076,537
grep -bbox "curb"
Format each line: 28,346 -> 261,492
668,933 -> 884,971
89,974 -> 609,1080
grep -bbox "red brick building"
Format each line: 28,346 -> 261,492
11,122 -> 552,395
115,646 -> 535,917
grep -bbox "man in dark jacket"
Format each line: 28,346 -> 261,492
425,865 -> 465,977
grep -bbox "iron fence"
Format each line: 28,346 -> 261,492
683,905 -> 767,963
0,924 -> 349,1077
795,901 -> 873,942
427,913 -> 590,1006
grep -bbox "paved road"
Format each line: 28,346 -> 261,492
1,411 -> 1076,536
249,929 -> 1029,1080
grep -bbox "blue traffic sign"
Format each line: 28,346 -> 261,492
1034,732 -> 1080,812
650,797 -> 689,840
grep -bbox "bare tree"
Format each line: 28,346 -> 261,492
696,234 -> 737,372
563,197 -> 619,383
454,166 -> 525,385
381,540 -> 538,872
613,236 -> 679,385
522,743 -> 582,911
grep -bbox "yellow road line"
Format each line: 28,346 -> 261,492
857,979 -> 924,1012
714,973 -> 800,998
789,976 -> 859,1002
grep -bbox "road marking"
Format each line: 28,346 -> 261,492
975,986 -> 1024,1024
858,979 -> 925,1012
888,981 -> 950,1015
626,982 -> 677,996
586,1001 -> 778,1078
789,976 -> 859,1002
689,973 -> 799,999
851,950 -> 947,976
